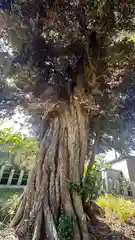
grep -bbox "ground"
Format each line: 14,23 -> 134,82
89,215 -> 135,240
0,190 -> 135,239
0,215 -> 135,240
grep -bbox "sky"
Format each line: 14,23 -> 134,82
0,106 -> 34,136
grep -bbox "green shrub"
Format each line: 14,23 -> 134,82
65,161 -> 103,203
97,194 -> 135,222
82,162 -> 103,201
0,189 -> 22,226
57,212 -> 75,240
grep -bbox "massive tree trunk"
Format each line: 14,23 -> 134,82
11,97 -> 90,240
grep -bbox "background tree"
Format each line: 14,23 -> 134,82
0,0 -> 135,239
0,128 -> 39,170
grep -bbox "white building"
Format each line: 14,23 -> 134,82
110,156 -> 135,182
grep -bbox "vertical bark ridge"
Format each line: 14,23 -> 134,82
11,99 -> 91,240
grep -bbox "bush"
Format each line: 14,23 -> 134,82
65,161 -> 103,202
97,194 -> 135,222
82,161 -> 103,201
57,213 -> 75,240
0,189 -> 22,226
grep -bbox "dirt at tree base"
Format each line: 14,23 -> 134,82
0,229 -> 18,240
0,216 -> 135,240
89,216 -> 135,240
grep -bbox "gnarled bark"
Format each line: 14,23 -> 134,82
11,98 -> 91,240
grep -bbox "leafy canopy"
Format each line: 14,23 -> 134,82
0,0 -> 135,155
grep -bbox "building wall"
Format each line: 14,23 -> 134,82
101,168 -> 122,191
111,159 -> 130,180
126,158 -> 135,182
102,168 -> 122,182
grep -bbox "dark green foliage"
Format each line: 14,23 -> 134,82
65,179 -> 82,195
1,0 -> 135,106
57,212 -> 75,240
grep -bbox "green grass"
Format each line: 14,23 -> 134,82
0,189 -> 22,202
97,194 -> 135,223
0,189 -> 22,226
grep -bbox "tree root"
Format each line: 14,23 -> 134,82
84,201 -> 104,219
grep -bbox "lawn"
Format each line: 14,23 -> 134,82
0,189 -> 22,203
97,194 -> 135,222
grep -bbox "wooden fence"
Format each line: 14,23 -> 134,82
0,165 -> 28,188
103,177 -> 135,198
